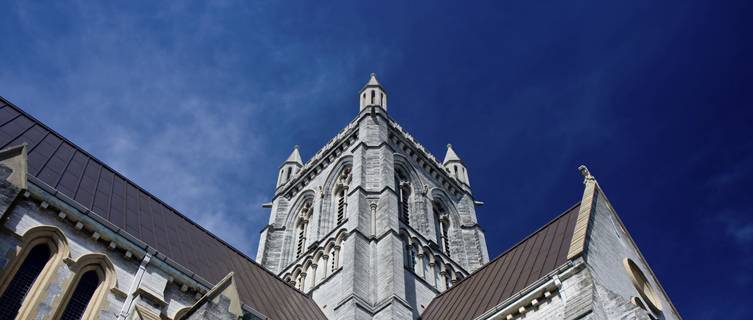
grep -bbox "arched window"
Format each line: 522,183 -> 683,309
58,270 -> 101,320
334,166 -> 352,226
286,167 -> 292,182
296,224 -> 306,258
0,244 -> 51,318
336,188 -> 346,225
52,253 -> 115,320
371,90 -> 375,104
396,169 -> 410,225
0,226 -> 69,320
433,201 -> 451,257
295,201 -> 313,258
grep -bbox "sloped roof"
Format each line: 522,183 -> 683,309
0,97 -> 326,320
421,203 -> 580,320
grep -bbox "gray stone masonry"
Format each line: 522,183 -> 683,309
258,104 -> 489,320
0,174 -> 201,320
585,188 -> 681,319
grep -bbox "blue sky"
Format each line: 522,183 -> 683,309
1,0 -> 751,318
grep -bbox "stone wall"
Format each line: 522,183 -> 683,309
258,106 -> 489,320
585,189 -> 681,319
0,178 -> 201,320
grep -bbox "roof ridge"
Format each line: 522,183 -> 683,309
0,95 -> 316,301
424,201 -> 581,304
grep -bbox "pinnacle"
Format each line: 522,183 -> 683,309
443,144 -> 462,165
366,72 -> 380,86
286,145 -> 303,165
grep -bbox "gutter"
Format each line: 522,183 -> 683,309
25,175 -> 213,295
474,260 -> 584,320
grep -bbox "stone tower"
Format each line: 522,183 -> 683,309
256,74 -> 489,319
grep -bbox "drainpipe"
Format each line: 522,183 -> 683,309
117,252 -> 152,319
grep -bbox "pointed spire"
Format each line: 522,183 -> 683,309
366,73 -> 380,86
359,72 -> 387,111
286,145 -> 303,165
443,144 -> 462,165
443,144 -> 471,188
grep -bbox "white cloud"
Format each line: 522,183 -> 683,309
0,0 -> 386,257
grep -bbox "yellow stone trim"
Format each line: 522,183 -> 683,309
0,144 -> 28,189
0,225 -> 70,320
133,304 -> 163,320
623,258 -> 663,314
176,272 -> 242,320
50,253 -> 117,320
567,166 -> 598,260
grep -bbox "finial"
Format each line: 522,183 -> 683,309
294,145 -> 300,150
447,144 -> 453,149
371,72 -> 376,78
578,165 -> 596,183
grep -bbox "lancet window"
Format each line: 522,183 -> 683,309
59,270 -> 101,320
0,244 -> 51,318
334,166 -> 352,226
396,168 -> 411,225
295,201 -> 313,258
433,200 -> 451,257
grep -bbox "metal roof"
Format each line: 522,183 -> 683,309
0,97 -> 326,320
421,203 -> 580,320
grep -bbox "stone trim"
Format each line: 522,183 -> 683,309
133,304 -> 162,320
623,258 -> 663,314
0,225 -> 70,319
334,293 -> 413,316
25,178 -> 212,296
275,103 -> 475,201
566,166 -> 598,260
276,128 -> 360,199
177,272 -> 245,320
50,252 -> 117,320
0,143 -> 28,189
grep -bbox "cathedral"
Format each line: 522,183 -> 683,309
0,74 -> 680,319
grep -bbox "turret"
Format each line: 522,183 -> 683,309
443,144 -> 470,188
276,145 -> 303,189
359,73 -> 387,111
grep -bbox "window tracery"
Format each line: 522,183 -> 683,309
334,166 -> 352,226
396,169 -> 411,225
295,201 -> 313,258
433,200 -> 451,256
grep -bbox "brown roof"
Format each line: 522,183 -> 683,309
0,97 -> 326,320
421,203 -> 580,320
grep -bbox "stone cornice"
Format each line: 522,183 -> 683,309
25,175 -> 213,296
273,105 -> 474,202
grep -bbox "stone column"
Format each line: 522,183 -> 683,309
416,251 -> 425,278
309,264 -> 318,289
428,262 -> 437,287
322,255 -> 330,278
